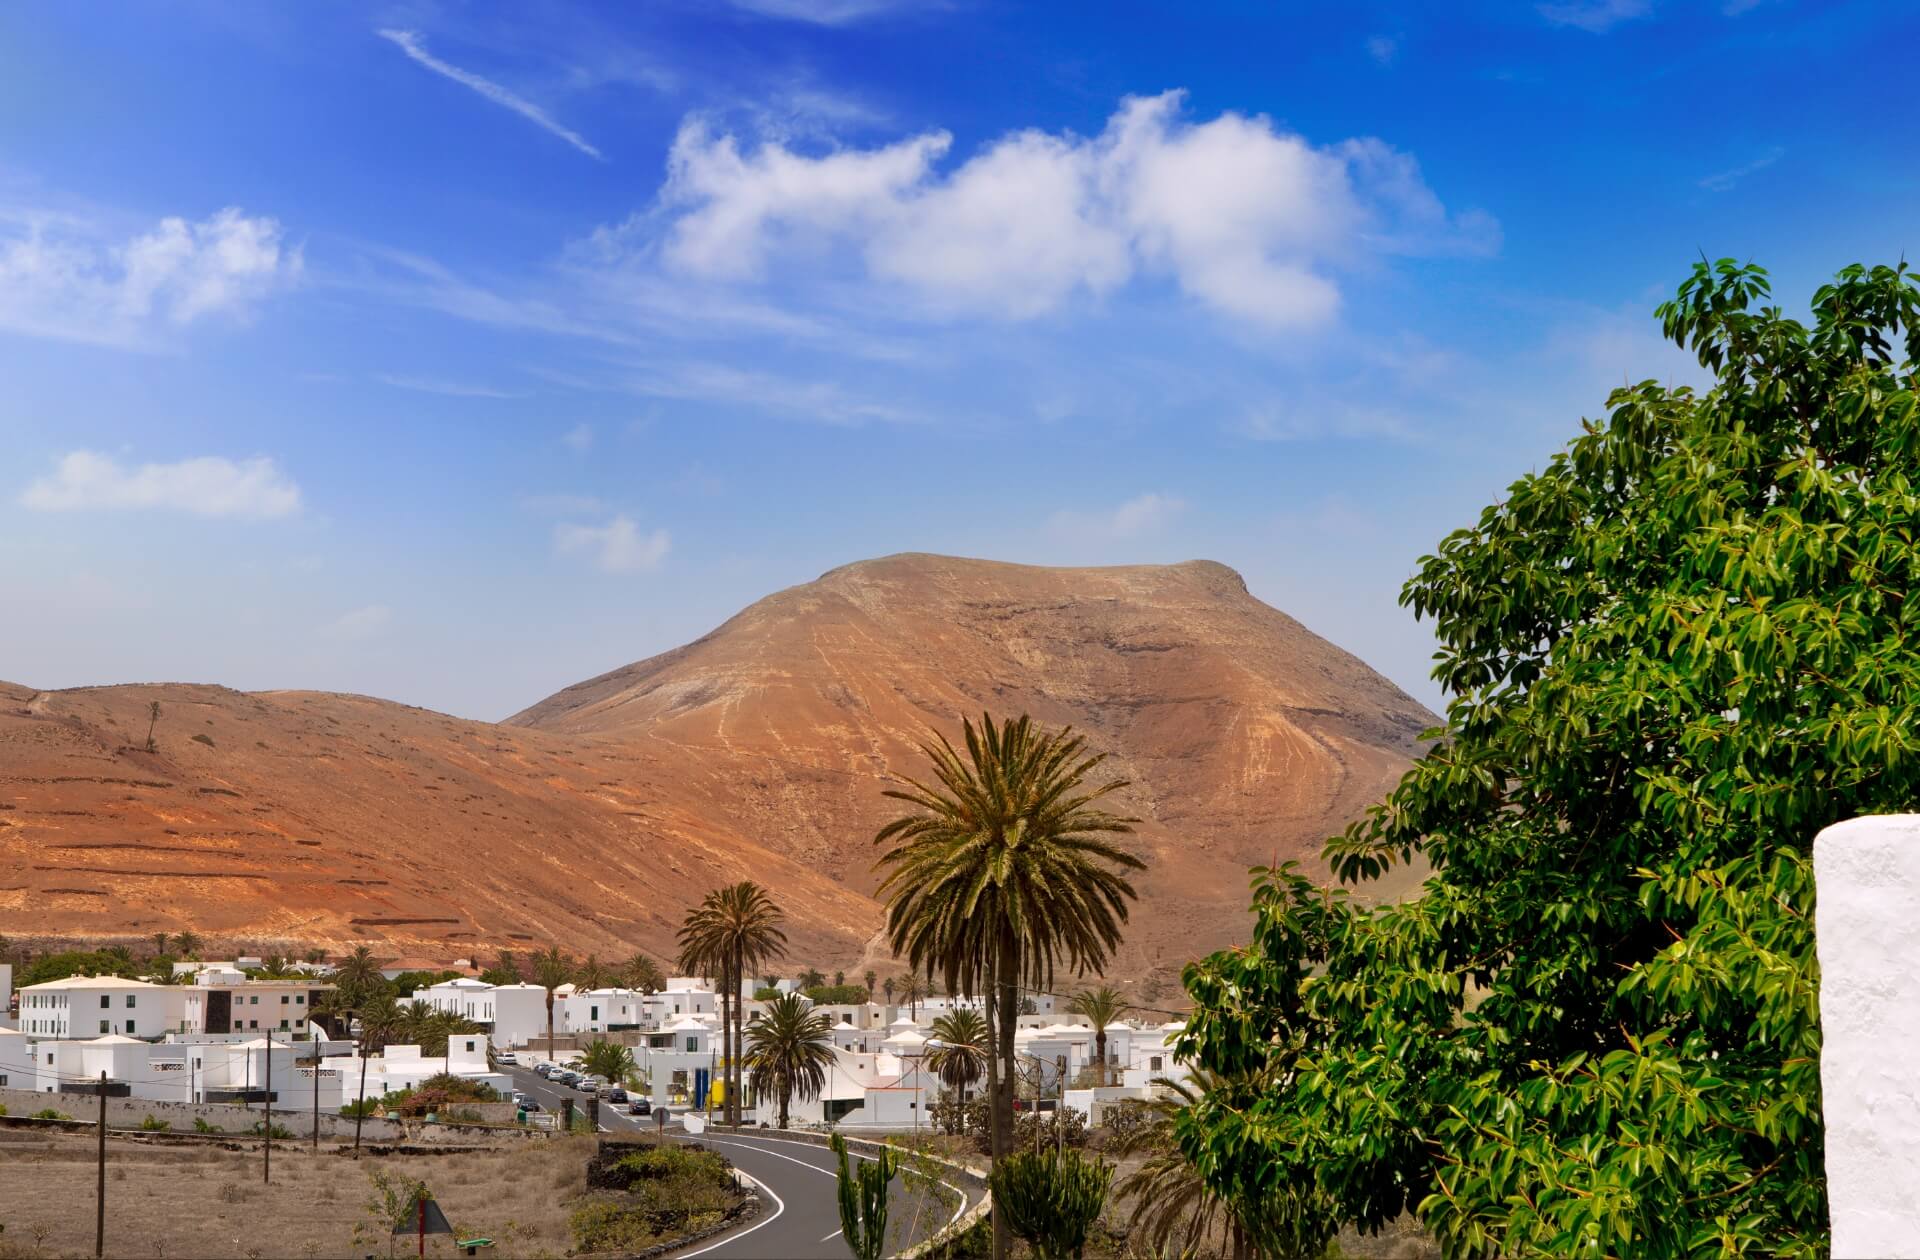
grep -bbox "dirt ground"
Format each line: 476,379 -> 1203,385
0,1129 -> 598,1259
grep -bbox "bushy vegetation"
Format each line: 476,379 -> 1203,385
571,1144 -> 742,1250
802,983 -> 870,1005
137,1114 -> 169,1132
1175,260 -> 1920,1258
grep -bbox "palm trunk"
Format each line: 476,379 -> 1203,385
990,927 -> 1017,1260
730,943 -> 744,1126
1096,1028 -> 1107,1087
546,993 -> 555,1063
352,1030 -> 369,1155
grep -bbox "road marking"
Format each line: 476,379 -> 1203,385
707,1133 -> 972,1230
820,1229 -> 844,1242
674,1167 -> 784,1258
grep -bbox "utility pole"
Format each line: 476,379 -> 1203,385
263,1030 -> 273,1184
1056,1055 -> 1068,1159
95,1070 -> 107,1260
310,1042 -> 320,1152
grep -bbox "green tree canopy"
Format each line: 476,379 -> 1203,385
1176,260 -> 1920,1258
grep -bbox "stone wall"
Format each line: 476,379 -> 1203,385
0,1085 -> 403,1141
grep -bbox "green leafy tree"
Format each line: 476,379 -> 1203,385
925,1009 -> 990,1117
1177,260 -> 1920,1259
990,1149 -> 1113,1260
863,968 -> 877,1001
678,882 -> 789,1126
1065,985 -> 1128,1086
875,712 -> 1142,1260
796,967 -> 827,990
742,992 -> 834,1128
896,971 -> 926,1018
833,1133 -> 897,1260
483,949 -> 522,985
169,930 -> 201,959
575,953 -> 612,990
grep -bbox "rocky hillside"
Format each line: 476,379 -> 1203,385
1,555 -> 1435,989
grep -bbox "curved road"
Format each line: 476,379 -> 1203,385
505,1064 -> 972,1259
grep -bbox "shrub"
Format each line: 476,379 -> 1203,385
248,1120 -> 294,1139
191,733 -> 215,747
30,1108 -> 69,1121
138,1114 -> 170,1132
971,1105 -> 1088,1155
193,1117 -> 220,1134
339,1098 -> 378,1118
753,987 -> 781,1002
1098,1099 -> 1153,1146
613,1146 -> 729,1183
990,1149 -> 1113,1260
803,984 -> 870,1006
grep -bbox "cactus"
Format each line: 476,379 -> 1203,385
988,1149 -> 1113,1260
832,1132 -> 896,1260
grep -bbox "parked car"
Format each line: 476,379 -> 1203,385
534,1063 -> 554,1078
627,1098 -> 651,1116
496,1051 -> 517,1065
510,1091 -> 530,1107
607,1087 -> 628,1103
582,1075 -> 607,1092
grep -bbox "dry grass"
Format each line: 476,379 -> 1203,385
0,1129 -> 598,1259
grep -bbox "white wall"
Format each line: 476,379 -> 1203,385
1816,814 -> 1920,1257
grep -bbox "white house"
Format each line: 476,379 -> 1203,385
18,976 -> 189,1040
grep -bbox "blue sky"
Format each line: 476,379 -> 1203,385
2,0 -> 1913,720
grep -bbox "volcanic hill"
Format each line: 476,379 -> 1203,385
0,554 -> 1435,988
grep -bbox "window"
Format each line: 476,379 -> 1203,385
101,996 -> 111,1009
1150,1056 -> 1163,1071
465,1040 -> 476,1052
249,1020 -> 258,1029
250,995 -> 259,1005
126,995 -> 136,1008
0,1074 -> 7,1086
281,995 -> 289,1004
685,1037 -> 698,1052
295,994 -> 305,1005
591,1005 -> 599,1020
125,1020 -> 135,1035
280,1020 -> 289,1030
100,1020 -> 110,1034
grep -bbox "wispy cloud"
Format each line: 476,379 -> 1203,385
0,206 -> 298,349
724,0 -> 924,24
21,451 -> 302,518
319,604 -> 392,641
625,361 -> 927,426
520,493 -> 607,516
1047,492 -> 1186,542
376,372 -> 525,399
562,423 -> 594,451
1538,0 -> 1652,32
1698,146 -> 1784,192
1366,35 -> 1400,66
377,29 -> 605,161
555,515 -> 670,573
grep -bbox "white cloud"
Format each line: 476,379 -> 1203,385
624,360 -> 926,425
1698,147 -> 1784,192
555,515 -> 670,573
319,605 -> 392,641
520,493 -> 607,516
378,29 -> 604,160
1538,0 -> 1652,32
562,423 -> 594,451
637,91 -> 1495,329
377,373 -> 525,398
0,207 -> 298,348
724,0 -> 922,23
1047,492 -> 1185,542
20,451 -> 302,518
1366,35 -> 1400,65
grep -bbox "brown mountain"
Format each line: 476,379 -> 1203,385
0,554 -> 1434,990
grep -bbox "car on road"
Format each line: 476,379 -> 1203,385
606,1087 -> 628,1103
582,1075 -> 606,1093
534,1063 -> 554,1078
626,1098 -> 651,1116
557,1071 -> 581,1086
496,1051 -> 517,1065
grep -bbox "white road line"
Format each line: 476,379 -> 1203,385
706,1133 -> 971,1230
675,1168 -> 785,1258
820,1229 -> 844,1242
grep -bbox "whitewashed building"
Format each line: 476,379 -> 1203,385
18,976 -> 190,1040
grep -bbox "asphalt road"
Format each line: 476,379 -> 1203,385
502,1063 -> 971,1259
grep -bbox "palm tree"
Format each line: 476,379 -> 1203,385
884,976 -> 896,1005
151,932 -> 170,958
897,972 -> 927,1019
1067,985 -> 1129,1086
255,953 -> 299,979
582,1038 -> 638,1086
351,995 -> 401,1153
863,969 -> 877,1002
926,1009 -> 990,1118
310,989 -> 354,1039
303,947 -> 328,965
797,967 -> 827,990
531,948 -> 572,1057
145,699 -> 162,751
576,953 -> 612,990
331,946 -> 385,1007
625,951 -> 666,994
874,712 -> 1143,1259
490,949 -> 523,984
1112,1070 -> 1272,1260
100,945 -> 137,977
742,993 -> 834,1129
170,930 -> 201,960
678,883 -> 789,1127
